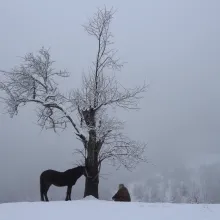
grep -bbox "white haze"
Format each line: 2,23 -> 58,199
0,0 -> 220,202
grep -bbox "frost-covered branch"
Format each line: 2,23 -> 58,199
0,47 -> 85,141
67,6 -> 147,172
69,73 -> 146,113
99,134 -> 147,171
71,6 -> 147,111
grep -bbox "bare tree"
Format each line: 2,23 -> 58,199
0,6 -> 147,199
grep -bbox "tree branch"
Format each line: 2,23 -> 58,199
0,47 -> 86,142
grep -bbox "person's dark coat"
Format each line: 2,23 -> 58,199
112,184 -> 131,202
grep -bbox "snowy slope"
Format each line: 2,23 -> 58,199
0,196 -> 219,220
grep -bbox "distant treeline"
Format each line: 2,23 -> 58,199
128,163 -> 220,203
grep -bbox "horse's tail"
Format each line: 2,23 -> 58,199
40,175 -> 44,201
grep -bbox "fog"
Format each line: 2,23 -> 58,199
0,0 -> 220,202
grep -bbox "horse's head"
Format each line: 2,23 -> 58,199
83,166 -> 91,178
77,165 -> 91,178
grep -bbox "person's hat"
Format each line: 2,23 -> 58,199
119,184 -> 124,189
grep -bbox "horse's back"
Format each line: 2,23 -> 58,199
40,169 -> 59,177
40,169 -> 67,187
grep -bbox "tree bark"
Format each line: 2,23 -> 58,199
83,109 -> 99,199
84,148 -> 99,198
84,164 -> 99,198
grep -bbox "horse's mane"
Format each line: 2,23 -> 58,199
73,165 -> 84,169
69,165 -> 85,172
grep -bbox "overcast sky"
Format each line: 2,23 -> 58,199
0,0 -> 220,202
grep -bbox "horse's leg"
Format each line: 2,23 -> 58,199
68,186 -> 72,200
45,193 -> 49,202
40,186 -> 45,201
65,186 -> 69,201
40,176 -> 45,201
44,183 -> 51,202
66,185 -> 72,201
41,192 -> 44,201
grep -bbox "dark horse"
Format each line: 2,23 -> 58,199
40,165 -> 88,201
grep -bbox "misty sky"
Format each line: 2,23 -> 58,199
0,0 -> 220,202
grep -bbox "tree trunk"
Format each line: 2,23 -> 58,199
84,152 -> 99,198
82,107 -> 100,198
84,125 -> 99,198
84,164 -> 99,198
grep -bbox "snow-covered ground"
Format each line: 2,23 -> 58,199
1,196 -> 220,220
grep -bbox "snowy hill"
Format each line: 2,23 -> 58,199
1,196 -> 219,220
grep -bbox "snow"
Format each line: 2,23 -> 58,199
81,195 -> 98,200
0,197 -> 220,220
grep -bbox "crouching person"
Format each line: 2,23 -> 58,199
112,184 -> 131,202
